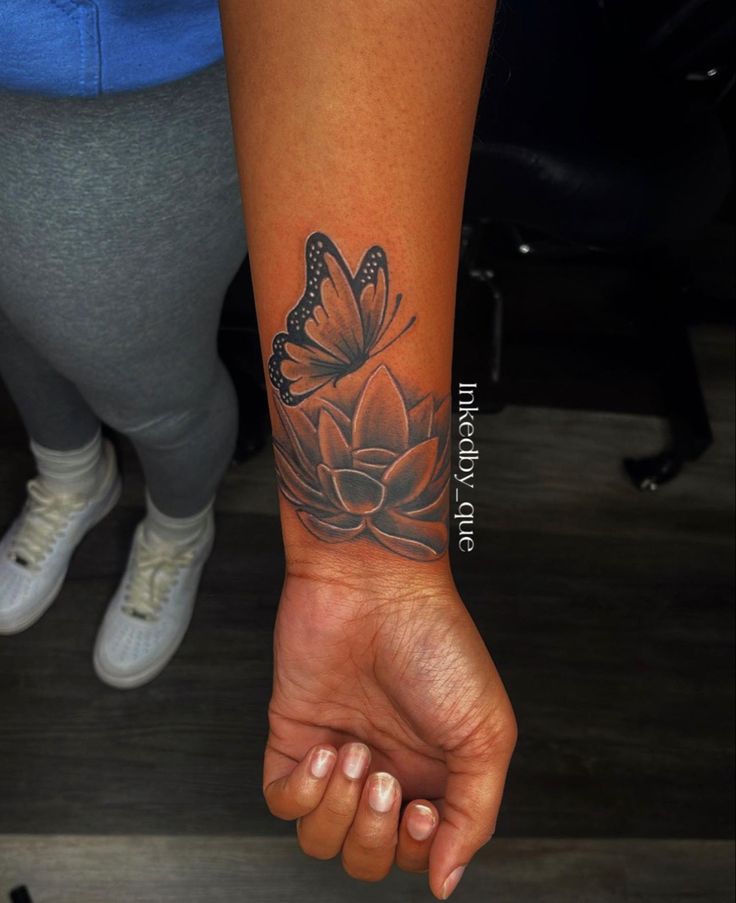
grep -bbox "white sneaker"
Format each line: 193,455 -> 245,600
0,441 -> 121,635
93,512 -> 215,689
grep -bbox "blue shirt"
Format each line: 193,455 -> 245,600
0,1 -> 224,96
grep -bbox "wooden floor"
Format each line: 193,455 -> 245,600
0,324 -> 733,900
1,837 -> 734,903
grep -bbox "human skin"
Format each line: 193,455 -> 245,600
219,2 -> 516,898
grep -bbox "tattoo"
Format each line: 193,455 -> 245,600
268,232 -> 415,405
270,233 -> 449,562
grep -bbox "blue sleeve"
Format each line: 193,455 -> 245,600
0,0 -> 224,97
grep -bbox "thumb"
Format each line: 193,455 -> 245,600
428,727 -> 516,899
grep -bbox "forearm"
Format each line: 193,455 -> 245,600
220,0 -> 495,581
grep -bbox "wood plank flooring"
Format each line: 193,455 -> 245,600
1,837 -> 734,903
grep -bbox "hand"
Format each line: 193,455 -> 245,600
262,567 -> 517,899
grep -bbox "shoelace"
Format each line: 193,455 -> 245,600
9,479 -> 87,571
122,530 -> 199,622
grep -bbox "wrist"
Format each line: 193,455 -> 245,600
281,506 -> 454,598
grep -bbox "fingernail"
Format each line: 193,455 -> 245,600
441,865 -> 466,899
406,803 -> 437,840
368,772 -> 397,813
342,742 -> 370,780
309,747 -> 336,779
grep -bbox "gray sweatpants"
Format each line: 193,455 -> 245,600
0,62 -> 246,517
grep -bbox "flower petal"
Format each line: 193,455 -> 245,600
368,510 -> 448,561
318,409 -> 352,468
321,512 -> 365,528
271,403 -> 290,451
273,444 -> 332,511
331,468 -> 386,515
382,437 -> 439,506
274,397 -> 321,471
423,456 -> 450,503
318,400 -> 352,441
352,461 -> 388,480
316,463 -> 343,509
352,447 -> 396,466
437,439 -> 450,475
433,395 -> 451,435
352,365 -> 409,454
298,510 -> 366,543
403,487 -> 449,521
408,395 -> 434,445
352,448 -> 395,479
433,395 -> 451,460
288,407 -> 321,467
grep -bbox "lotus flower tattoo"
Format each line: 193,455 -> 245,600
273,365 -> 450,561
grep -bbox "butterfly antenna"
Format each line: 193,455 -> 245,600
370,313 -> 417,358
373,292 -> 402,342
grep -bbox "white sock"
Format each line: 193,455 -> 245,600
30,430 -> 108,497
142,491 -> 214,548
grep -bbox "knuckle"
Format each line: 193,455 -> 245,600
502,707 -> 519,750
297,834 -> 339,861
342,855 -> 389,883
321,798 -> 357,822
291,785 -> 316,811
349,833 -> 392,855
396,848 -> 429,874
442,798 -> 493,845
264,795 -> 290,820
467,706 -> 518,760
491,711 -> 517,746
396,857 -> 429,874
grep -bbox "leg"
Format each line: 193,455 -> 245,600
0,308 -> 100,451
0,311 -> 121,634
0,63 -> 246,517
0,65 -> 245,673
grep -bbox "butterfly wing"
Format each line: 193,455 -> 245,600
353,246 -> 389,351
269,233 -> 366,405
354,245 -> 416,357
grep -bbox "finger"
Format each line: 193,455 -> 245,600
428,718 -> 517,899
396,799 -> 439,873
342,771 -> 401,882
264,744 -> 338,820
297,741 -> 371,860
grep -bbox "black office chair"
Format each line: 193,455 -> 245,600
457,0 -> 734,488
218,255 -> 271,463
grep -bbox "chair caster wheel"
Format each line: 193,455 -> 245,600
623,451 -> 682,491
10,887 -> 34,903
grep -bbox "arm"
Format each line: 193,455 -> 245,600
220,1 -> 516,896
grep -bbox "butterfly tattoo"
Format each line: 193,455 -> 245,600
268,232 -> 416,405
